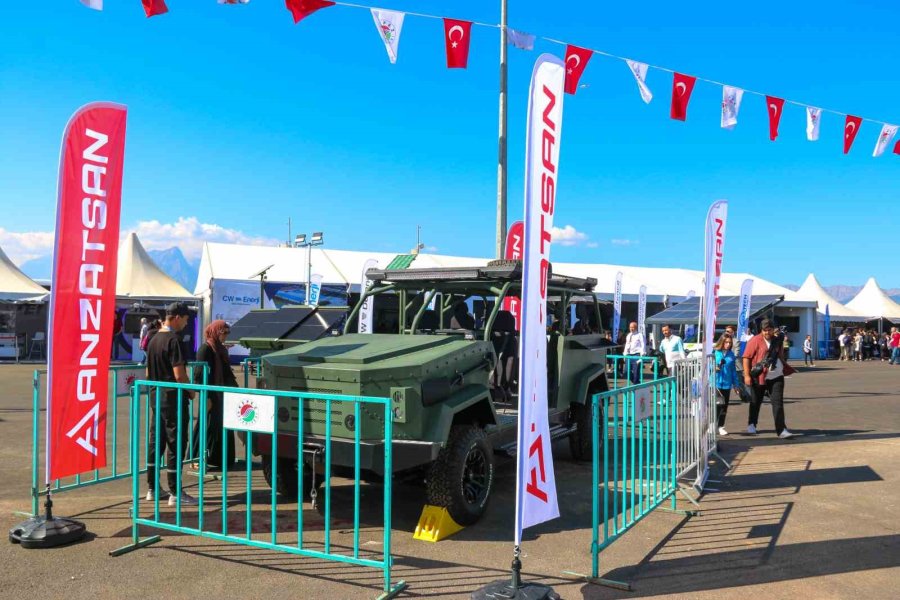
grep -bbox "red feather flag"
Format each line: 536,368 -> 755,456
766,96 -> 785,141
142,0 -> 168,17
443,19 -> 472,69
843,115 -> 862,154
563,45 -> 592,94
285,0 -> 335,24
670,73 -> 696,121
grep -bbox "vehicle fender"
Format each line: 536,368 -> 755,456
573,364 -> 608,407
427,385 -> 496,444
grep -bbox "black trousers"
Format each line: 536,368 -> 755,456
190,391 -> 236,469
749,376 -> 787,434
147,395 -> 190,494
716,387 -> 731,427
804,351 -> 813,365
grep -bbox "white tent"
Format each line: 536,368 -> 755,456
0,245 -> 48,302
786,273 -> 866,322
117,233 -> 193,300
846,277 -> 900,321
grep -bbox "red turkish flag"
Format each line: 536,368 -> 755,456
443,19 -> 472,69
670,73 -> 696,121
893,139 -> 900,155
142,0 -> 167,17
766,96 -> 785,141
285,0 -> 335,24
563,45 -> 592,95
843,115 -> 862,154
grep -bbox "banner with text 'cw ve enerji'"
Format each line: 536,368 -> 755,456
47,102 -> 127,481
514,54 -> 565,543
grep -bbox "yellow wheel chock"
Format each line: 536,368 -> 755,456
413,505 -> 464,542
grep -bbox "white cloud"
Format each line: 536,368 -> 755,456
611,238 -> 639,246
125,217 -> 279,260
551,224 -> 590,247
586,241 -> 599,248
0,217 -> 279,266
0,228 -> 55,264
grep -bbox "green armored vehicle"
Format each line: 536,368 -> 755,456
253,260 -> 613,525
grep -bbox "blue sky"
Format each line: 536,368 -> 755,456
1,1 -> 898,288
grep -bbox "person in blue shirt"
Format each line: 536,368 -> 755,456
714,334 -> 741,436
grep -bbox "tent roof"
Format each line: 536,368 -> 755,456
194,243 -> 796,302
117,233 -> 194,300
0,245 -> 48,302
786,273 -> 867,321
846,277 -> 900,320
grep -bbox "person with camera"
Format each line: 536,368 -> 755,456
714,334 -> 740,436
742,319 -> 795,439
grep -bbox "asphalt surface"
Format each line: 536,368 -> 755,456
1,360 -> 898,599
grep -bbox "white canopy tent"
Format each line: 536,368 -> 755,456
117,233 -> 194,301
786,274 -> 866,322
0,245 -> 48,302
846,277 -> 900,322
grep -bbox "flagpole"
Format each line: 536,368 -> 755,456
495,0 -> 508,259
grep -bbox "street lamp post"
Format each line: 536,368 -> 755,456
295,232 -> 324,305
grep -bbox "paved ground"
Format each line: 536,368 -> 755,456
1,360 -> 898,599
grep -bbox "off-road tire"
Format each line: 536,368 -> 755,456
426,425 -> 494,526
569,401 -> 598,462
261,455 -> 311,501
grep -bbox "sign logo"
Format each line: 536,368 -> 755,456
238,400 -> 259,426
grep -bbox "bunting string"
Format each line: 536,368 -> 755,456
80,0 -> 899,154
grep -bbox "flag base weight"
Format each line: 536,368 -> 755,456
8,492 -> 86,549
471,555 -> 559,600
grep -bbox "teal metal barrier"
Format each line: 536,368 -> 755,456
241,356 -> 263,389
28,361 -> 208,517
588,377 -> 678,589
111,379 -> 407,600
606,354 -> 659,389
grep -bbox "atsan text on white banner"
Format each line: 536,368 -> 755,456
514,53 -> 565,542
223,391 -> 276,434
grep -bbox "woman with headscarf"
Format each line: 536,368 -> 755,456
191,320 -> 237,470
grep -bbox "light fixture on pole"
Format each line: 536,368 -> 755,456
295,232 -> 324,305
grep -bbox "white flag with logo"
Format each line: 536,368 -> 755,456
873,124 -> 898,157
308,273 -> 324,307
515,54 -> 565,542
625,59 -> 652,104
371,9 -> 405,64
703,201 -> 728,355
613,271 -> 623,340
507,28 -> 536,51
80,0 -> 102,8
358,259 -> 378,334
807,107 -> 822,141
638,285 -> 647,344
721,86 -> 743,130
736,278 -> 753,354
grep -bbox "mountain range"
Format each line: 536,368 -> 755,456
20,246 -> 200,292
782,283 -> 900,304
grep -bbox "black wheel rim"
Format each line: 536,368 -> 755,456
462,445 -> 489,506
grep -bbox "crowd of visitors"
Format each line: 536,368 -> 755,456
837,327 -> 899,362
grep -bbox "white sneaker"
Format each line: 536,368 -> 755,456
718,427 -> 729,436
146,489 -> 169,502
779,429 -> 795,439
747,424 -> 758,434
168,492 -> 199,507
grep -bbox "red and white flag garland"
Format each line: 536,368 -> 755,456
563,45 -> 592,95
670,73 -> 697,121
75,1 -> 900,160
443,19 -> 472,69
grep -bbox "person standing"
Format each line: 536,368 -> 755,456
890,327 -> 900,365
146,302 -> 197,506
782,334 -> 791,364
802,334 -> 815,366
623,321 -> 645,384
714,335 -> 740,436
657,324 -> 686,376
838,331 -> 848,361
853,330 -> 863,361
742,319 -> 796,439
191,320 -> 238,471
